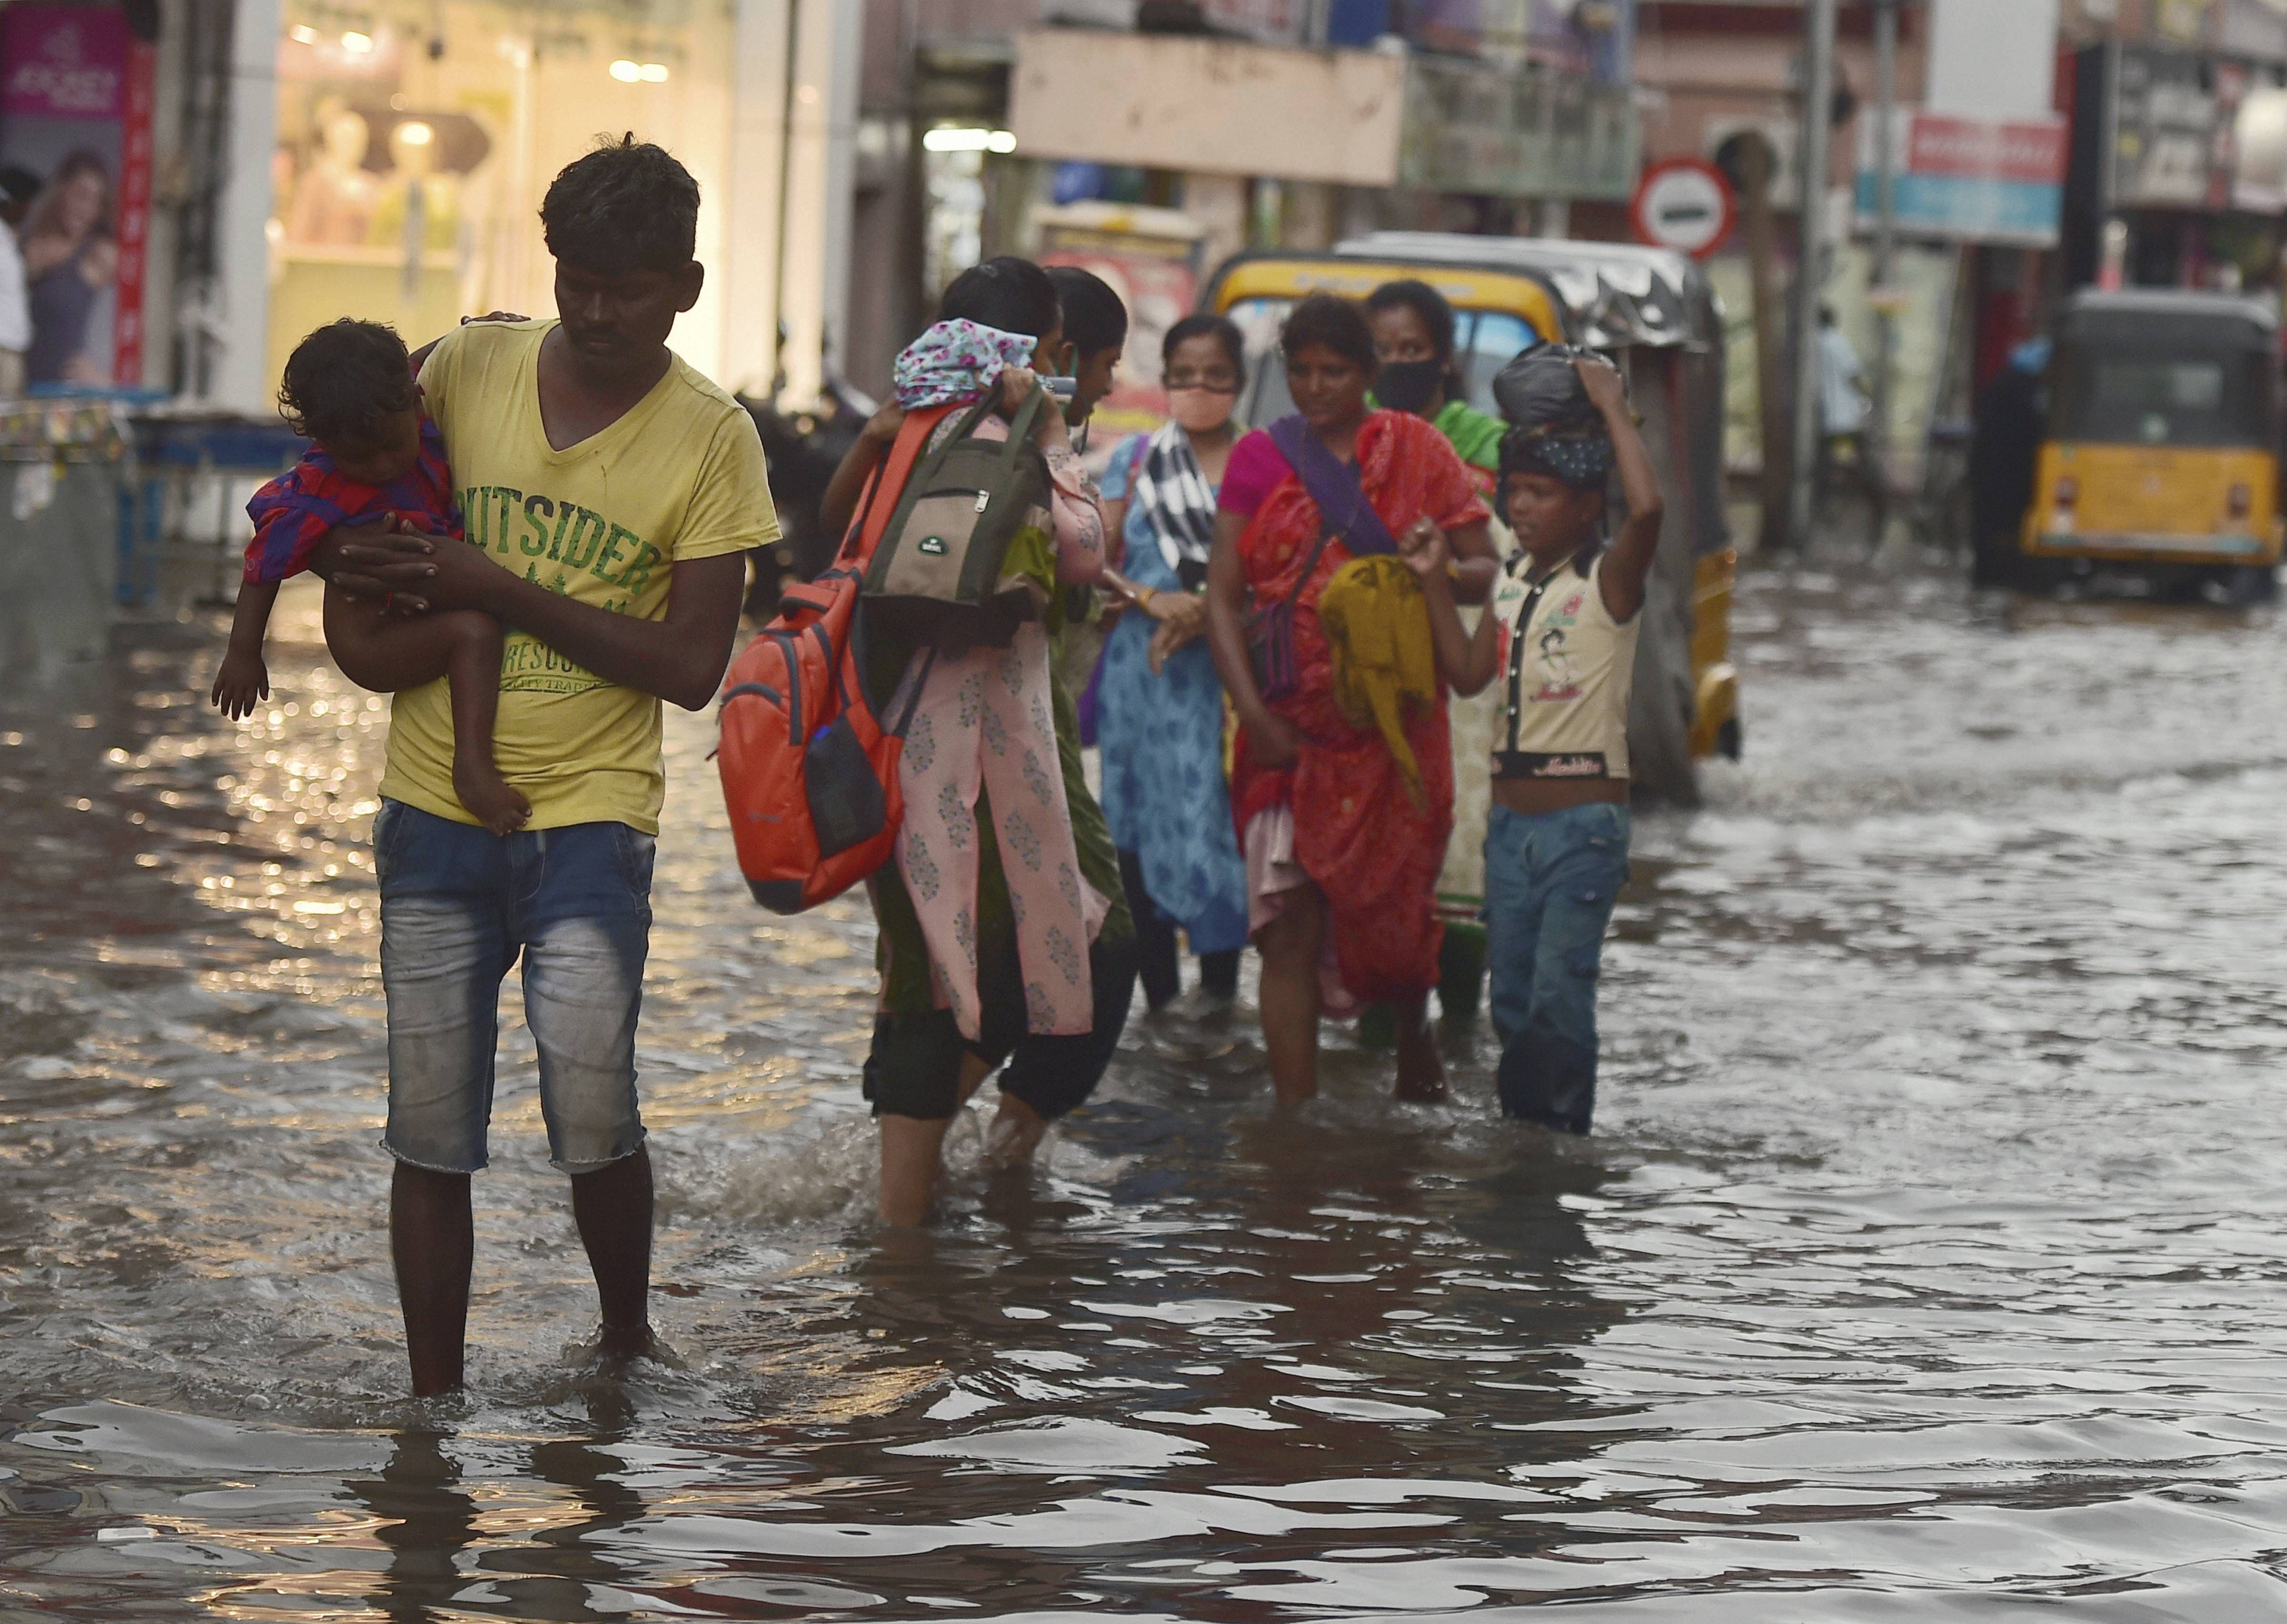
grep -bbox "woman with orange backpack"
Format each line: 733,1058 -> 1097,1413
818,258 -> 1136,1227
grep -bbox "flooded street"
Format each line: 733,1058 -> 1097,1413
4,565 -> 2287,1621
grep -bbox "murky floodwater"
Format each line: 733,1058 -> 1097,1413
4,566 -> 2287,1621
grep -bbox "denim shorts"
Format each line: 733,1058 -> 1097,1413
374,799 -> 655,1174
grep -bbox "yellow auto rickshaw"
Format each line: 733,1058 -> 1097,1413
1204,233 -> 1738,1016
2020,289 -> 2283,597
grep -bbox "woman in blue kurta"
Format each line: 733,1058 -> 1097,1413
1096,315 -> 1252,1008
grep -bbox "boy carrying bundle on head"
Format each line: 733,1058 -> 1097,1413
1398,349 -> 1661,1135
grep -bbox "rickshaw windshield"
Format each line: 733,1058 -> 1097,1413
1222,296 -> 1543,429
2052,330 -> 2276,449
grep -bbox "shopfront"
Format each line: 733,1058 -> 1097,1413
2064,41 -> 2287,295
264,0 -> 735,392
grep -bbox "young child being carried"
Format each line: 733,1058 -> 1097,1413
209,318 -> 529,835
1399,351 -> 1661,1136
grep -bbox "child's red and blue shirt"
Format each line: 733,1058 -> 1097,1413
241,416 -> 464,585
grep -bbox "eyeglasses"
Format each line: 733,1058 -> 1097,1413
1165,373 -> 1240,393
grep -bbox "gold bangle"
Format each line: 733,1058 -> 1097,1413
1133,585 -> 1157,609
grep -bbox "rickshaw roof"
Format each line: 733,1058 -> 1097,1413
1208,252 -> 1567,344
2059,288 -> 2278,340
1333,233 -> 1722,351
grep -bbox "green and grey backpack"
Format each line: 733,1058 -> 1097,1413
861,385 -> 1057,650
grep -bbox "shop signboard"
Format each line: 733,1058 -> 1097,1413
1397,55 -> 1638,200
1034,204 -> 1203,454
0,3 -> 155,387
2106,44 -> 2234,209
1853,109 -> 2067,246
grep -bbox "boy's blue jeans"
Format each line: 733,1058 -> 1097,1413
1483,800 -> 1631,1134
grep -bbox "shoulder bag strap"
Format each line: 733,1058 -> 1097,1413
1000,385 -> 1049,467
839,403 -> 954,567
1266,413 -> 1402,558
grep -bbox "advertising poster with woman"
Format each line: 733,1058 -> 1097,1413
0,3 -> 155,389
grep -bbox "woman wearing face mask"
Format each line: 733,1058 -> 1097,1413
1095,315 -> 1252,1009
1365,279 -> 1506,491
1367,277 -> 1515,1025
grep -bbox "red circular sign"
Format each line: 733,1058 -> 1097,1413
1630,158 -> 1737,260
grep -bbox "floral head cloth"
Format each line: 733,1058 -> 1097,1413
893,319 -> 1039,409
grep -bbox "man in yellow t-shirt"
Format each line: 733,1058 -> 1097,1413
319,138 -> 777,1396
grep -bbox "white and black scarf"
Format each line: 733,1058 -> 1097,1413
1127,422 -> 1218,590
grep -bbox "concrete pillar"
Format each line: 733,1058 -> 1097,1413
210,0 -> 279,413
724,0 -> 793,398
778,0 -> 862,408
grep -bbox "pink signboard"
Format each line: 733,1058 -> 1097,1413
1,6 -> 128,121
0,4 -> 149,389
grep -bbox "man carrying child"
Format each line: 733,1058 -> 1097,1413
315,137 -> 777,1394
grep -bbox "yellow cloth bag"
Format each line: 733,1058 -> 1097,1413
1317,555 -> 1440,809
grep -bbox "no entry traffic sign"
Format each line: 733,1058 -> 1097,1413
1630,158 -> 1737,259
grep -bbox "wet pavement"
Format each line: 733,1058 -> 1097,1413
2,566 -> 2286,1620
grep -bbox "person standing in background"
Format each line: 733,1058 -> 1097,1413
1044,264 -> 1128,433
0,166 -> 40,400
21,151 -> 117,388
1365,279 -> 1507,488
1096,314 -> 1253,1010
1042,265 -> 1129,703
1366,277 -> 1515,1025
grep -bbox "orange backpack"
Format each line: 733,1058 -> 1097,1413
717,406 -> 948,914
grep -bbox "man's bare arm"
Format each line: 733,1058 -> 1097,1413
315,528 -> 745,710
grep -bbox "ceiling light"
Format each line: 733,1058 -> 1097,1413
639,62 -> 668,81
288,24 -> 320,44
396,120 -> 433,145
923,127 -> 1015,154
609,58 -> 641,81
340,30 -> 372,52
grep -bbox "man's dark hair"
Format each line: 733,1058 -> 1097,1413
1161,312 -> 1246,384
1046,265 -> 1127,357
278,319 -> 419,447
938,255 -> 1061,340
1280,292 -> 1377,373
541,135 -> 699,275
1365,278 -> 1457,361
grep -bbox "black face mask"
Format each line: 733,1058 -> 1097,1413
1376,357 -> 1446,416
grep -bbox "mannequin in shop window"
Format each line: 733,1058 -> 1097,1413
370,119 -> 459,294
289,108 -> 379,247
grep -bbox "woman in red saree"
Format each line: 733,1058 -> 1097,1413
1206,294 -> 1495,1105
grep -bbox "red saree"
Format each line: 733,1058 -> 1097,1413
1229,410 -> 1490,1002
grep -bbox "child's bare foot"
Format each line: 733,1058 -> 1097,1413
454,753 -> 530,836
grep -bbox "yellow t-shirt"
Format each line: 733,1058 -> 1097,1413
378,320 -> 778,834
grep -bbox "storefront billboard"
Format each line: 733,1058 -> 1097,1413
0,3 -> 154,388
1854,109 -> 2067,247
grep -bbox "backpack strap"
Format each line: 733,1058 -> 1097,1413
839,403 -> 956,568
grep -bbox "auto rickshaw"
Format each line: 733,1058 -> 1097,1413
2016,290 -> 2283,596
1203,233 -> 1738,1015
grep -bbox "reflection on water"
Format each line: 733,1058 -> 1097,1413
3,570 -> 2287,1619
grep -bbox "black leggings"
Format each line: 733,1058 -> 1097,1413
862,928 -> 1139,1122
1119,848 -> 1240,1010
